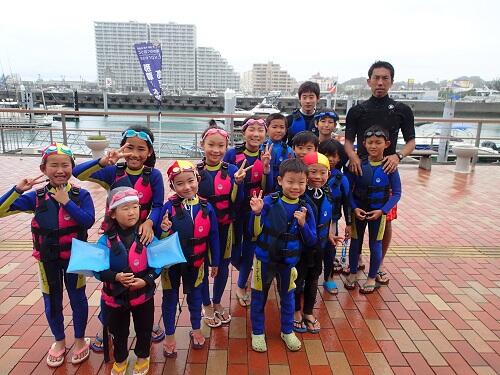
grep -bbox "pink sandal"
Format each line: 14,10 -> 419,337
71,338 -> 90,365
46,343 -> 66,368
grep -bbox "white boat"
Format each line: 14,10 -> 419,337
0,100 -> 52,127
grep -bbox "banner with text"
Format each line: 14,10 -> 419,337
134,42 -> 162,103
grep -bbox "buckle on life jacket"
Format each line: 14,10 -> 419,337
141,166 -> 152,186
116,162 -> 127,177
35,187 -> 48,213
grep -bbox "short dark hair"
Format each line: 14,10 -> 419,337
266,113 -> 286,125
364,125 -> 389,140
120,125 -> 156,167
368,61 -> 395,81
298,81 -> 320,99
318,139 -> 346,168
279,158 -> 309,178
292,131 -> 319,149
201,119 -> 226,140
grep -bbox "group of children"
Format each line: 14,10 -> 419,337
0,81 -> 402,374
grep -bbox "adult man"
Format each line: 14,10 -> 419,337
344,61 -> 415,284
286,81 -> 321,145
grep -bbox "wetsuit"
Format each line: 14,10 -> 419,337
156,196 -> 220,336
196,160 -> 243,307
346,160 -> 401,278
286,109 -> 318,146
223,147 -> 273,290
261,139 -> 294,191
250,193 -> 316,335
0,183 -> 94,342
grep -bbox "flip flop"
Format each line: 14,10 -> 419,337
358,263 -> 366,271
111,361 -> 128,375
293,319 -> 307,333
333,259 -> 343,273
132,357 -> 150,375
90,333 -> 104,353
71,338 -> 90,365
235,291 -> 250,307
324,280 -> 338,295
152,324 -> 166,342
202,308 -> 222,328
46,343 -> 66,368
360,282 -> 378,294
214,309 -> 232,324
376,271 -> 390,285
163,342 -> 177,358
303,317 -> 320,334
343,278 -> 357,290
189,331 -> 205,349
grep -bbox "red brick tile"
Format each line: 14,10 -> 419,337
403,353 -> 435,375
332,318 -> 356,341
345,309 -> 367,329
227,338 -> 247,364
341,340 -> 368,366
451,341 -> 488,366
184,363 -> 206,375
7,361 -> 38,375
287,350 -> 311,375
407,310 -> 436,330
375,309 -> 401,329
442,353 -> 476,375
431,368 -> 457,375
353,327 -> 379,353
440,310 -> 472,330
319,328 -> 342,352
385,302 -> 412,320
378,340 -> 408,367
417,301 -> 445,320
4,313 -> 39,336
481,352 -> 500,370
12,324 -> 47,349
228,364 -> 249,375
267,337 -> 287,365
389,367 -> 414,374
351,365 -> 373,375
248,349 -> 270,375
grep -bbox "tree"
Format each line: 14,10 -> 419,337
487,79 -> 500,91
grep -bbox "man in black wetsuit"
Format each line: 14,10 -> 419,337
344,61 -> 415,285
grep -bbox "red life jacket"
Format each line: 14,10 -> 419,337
196,161 -> 233,225
235,148 -> 264,198
31,185 -> 87,262
100,163 -> 153,232
169,195 -> 210,268
101,233 -> 154,308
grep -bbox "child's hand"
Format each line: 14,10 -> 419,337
354,208 -> 367,221
329,233 -> 344,246
115,272 -> 134,287
294,206 -> 307,227
15,174 -> 45,192
366,210 -> 383,221
51,185 -> 70,205
345,225 -> 352,239
160,212 -> 172,232
138,219 -> 154,245
261,142 -> 273,173
100,144 -> 133,166
249,190 -> 264,215
234,159 -> 253,184
210,266 -> 218,278
128,278 -> 146,291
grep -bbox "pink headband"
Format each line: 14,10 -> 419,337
242,118 -> 267,132
109,188 -> 139,210
202,128 -> 229,141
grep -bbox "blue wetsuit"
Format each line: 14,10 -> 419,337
261,139 -> 294,191
347,160 -> 401,278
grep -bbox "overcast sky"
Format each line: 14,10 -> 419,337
0,0 -> 498,83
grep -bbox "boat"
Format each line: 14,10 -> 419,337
46,105 -> 81,122
0,100 -> 52,127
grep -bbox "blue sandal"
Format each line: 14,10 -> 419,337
90,333 -> 103,353
152,324 -> 165,342
324,280 -> 338,295
293,319 -> 307,333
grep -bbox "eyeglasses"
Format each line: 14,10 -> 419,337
314,112 -> 338,121
364,130 -> 388,139
202,128 -> 229,141
122,129 -> 153,144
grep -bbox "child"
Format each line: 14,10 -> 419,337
73,125 -> 165,347
286,81 -> 321,145
249,159 -> 316,352
157,161 -> 220,357
294,152 -> 342,333
291,131 -> 319,160
314,109 -> 339,143
344,126 -> 401,294
223,116 -> 272,307
262,113 -> 294,190
197,121 -> 246,327
0,143 -> 94,367
96,187 -> 161,375
318,140 -> 352,293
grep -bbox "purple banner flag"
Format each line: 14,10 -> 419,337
134,41 -> 162,102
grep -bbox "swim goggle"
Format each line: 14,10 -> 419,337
242,118 -> 267,131
364,130 -> 388,139
122,129 -> 153,144
314,111 -> 339,121
202,128 -> 229,141
41,143 -> 75,163
167,160 -> 198,180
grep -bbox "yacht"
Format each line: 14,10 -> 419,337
0,100 -> 52,127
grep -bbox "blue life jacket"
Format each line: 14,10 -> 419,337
352,161 -> 390,211
328,170 -> 345,221
288,111 -> 307,140
304,185 -> 335,251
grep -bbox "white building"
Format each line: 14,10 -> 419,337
248,62 -> 297,95
309,73 -> 338,92
195,47 -> 239,92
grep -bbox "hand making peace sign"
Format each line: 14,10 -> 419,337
261,142 -> 273,173
15,174 -> 45,192
249,190 -> 264,215
234,159 -> 253,184
99,144 -> 133,166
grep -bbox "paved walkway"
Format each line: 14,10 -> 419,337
0,155 -> 499,374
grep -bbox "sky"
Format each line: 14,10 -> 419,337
0,0 -> 498,84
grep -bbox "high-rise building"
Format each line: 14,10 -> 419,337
309,73 -> 338,92
195,47 -> 239,91
248,62 -> 297,95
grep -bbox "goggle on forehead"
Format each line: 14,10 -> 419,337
314,112 -> 338,121
42,144 -> 75,160
122,129 -> 152,144
364,130 -> 388,139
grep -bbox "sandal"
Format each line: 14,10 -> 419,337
133,357 -> 150,375
343,278 -> 357,290
202,307 -> 222,328
376,271 -> 390,285
324,280 -> 338,295
333,259 -> 343,273
303,317 -> 320,334
341,265 -> 351,275
235,291 -> 250,307
293,319 -> 307,333
111,361 -> 128,375
214,309 -> 232,324
163,341 -> 177,358
189,331 -> 205,349
46,342 -> 66,368
152,324 -> 166,342
71,338 -> 90,365
90,333 -> 104,353
280,332 -> 301,351
360,282 -> 378,294
251,333 -> 267,352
